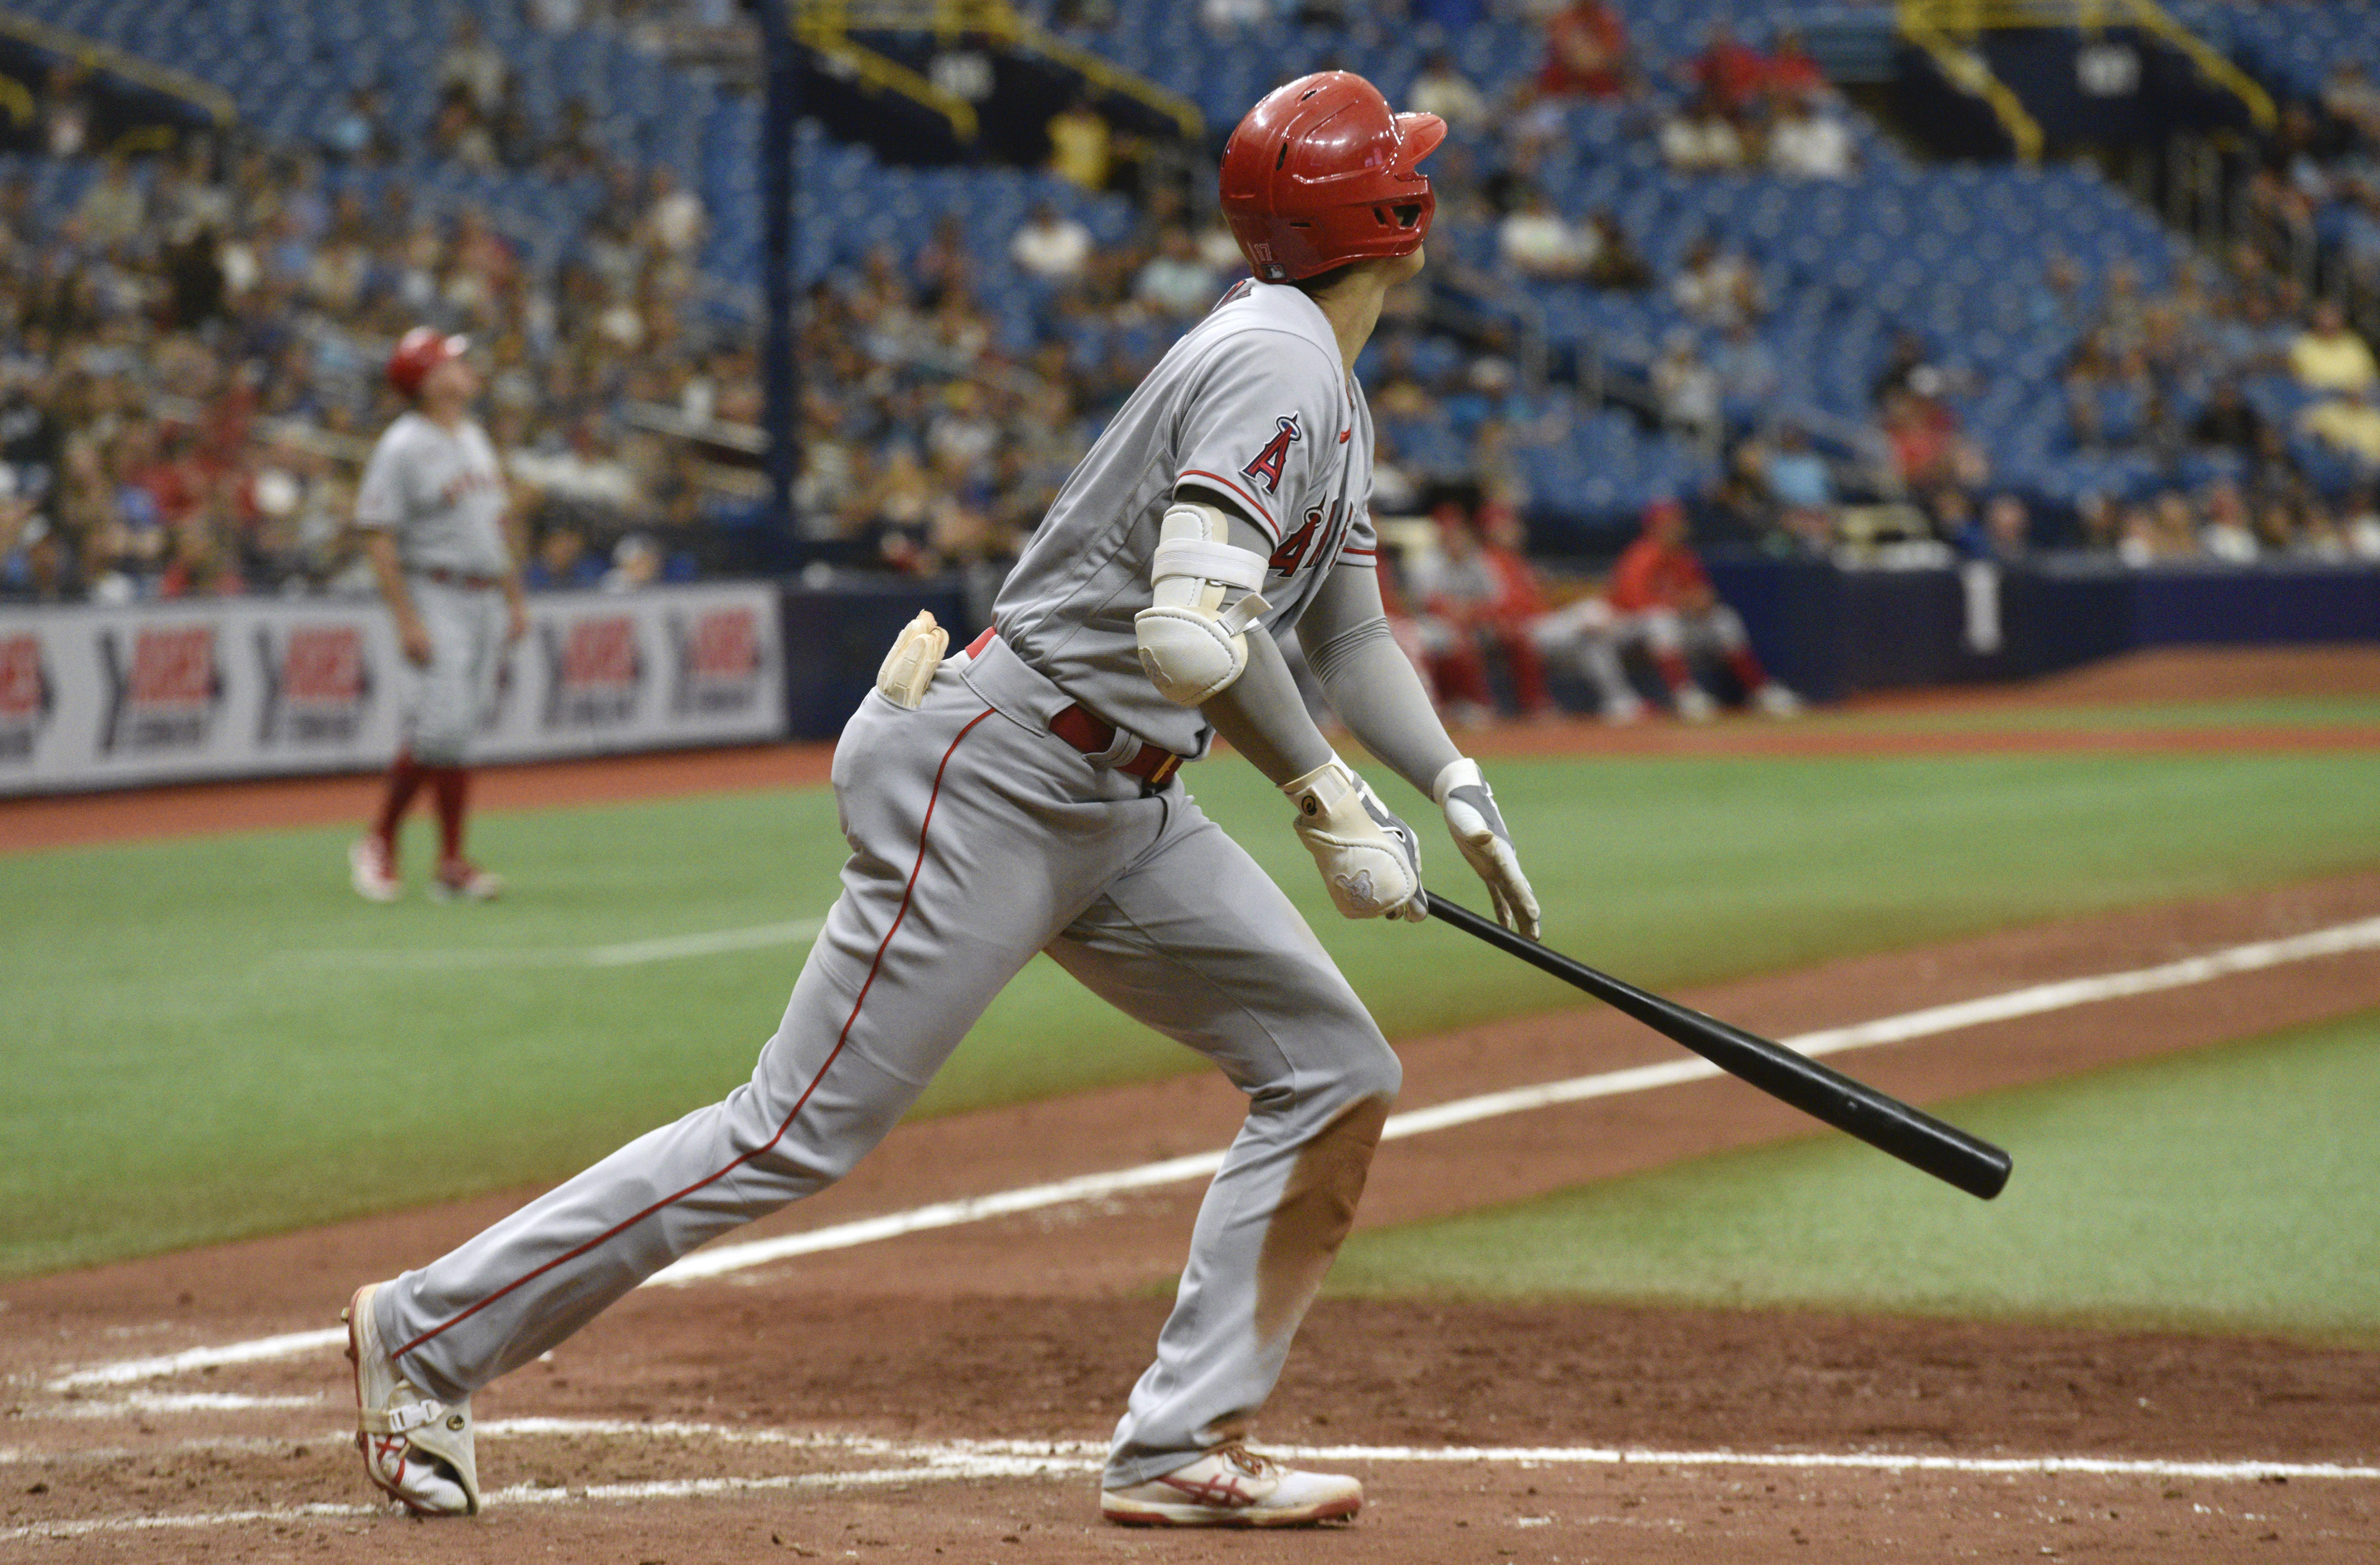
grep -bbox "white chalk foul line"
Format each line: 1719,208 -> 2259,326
52,1328 -> 351,1390
47,914 -> 2380,1390
7,1422 -> 2376,1542
276,918 -> 827,973
586,918 -> 828,966
474,1421 -> 2380,1484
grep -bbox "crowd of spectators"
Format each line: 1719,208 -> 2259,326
1391,2 -> 2380,567
12,0 -> 2380,612
1695,242 -> 2380,567
0,135 -> 742,602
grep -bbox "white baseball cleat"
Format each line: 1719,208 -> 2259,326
1756,682 -> 1805,718
1101,1442 -> 1362,1528
429,859 -> 505,901
343,1283 -> 481,1517
1673,685 -> 1719,723
1601,692 -> 1647,727
348,838 -> 401,903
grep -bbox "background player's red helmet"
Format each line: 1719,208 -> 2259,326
1219,71 -> 1445,284
387,327 -> 468,397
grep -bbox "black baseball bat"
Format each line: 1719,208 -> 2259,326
1425,893 -> 2012,1200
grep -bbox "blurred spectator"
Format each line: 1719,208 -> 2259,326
1652,332 -> 1720,442
76,158 -> 145,250
321,89 -> 395,165
641,167 -> 707,260
1201,0 -> 1269,30
529,0 -> 585,35
1661,93 -> 1745,173
1608,499 -> 1799,719
1672,237 -> 1760,327
1011,199 -> 1093,281
603,532 -> 661,592
1768,29 -> 1827,103
1047,95 -> 1113,191
1539,1 -> 1631,100
2289,301 -> 2376,394
2189,380 -> 2268,454
1497,189 -> 1591,281
1687,23 -> 1767,118
2201,483 -> 2259,562
2323,62 -> 2380,142
1881,386 -> 1956,491
1410,52 -> 1488,130
40,66 -> 92,158
1582,209 -> 1654,291
2347,486 -> 2380,557
1710,320 -> 1780,415
1954,493 -> 2031,563
437,16 -> 510,116
1768,96 -> 1853,180
2302,384 -> 2380,467
1133,227 -> 1218,318
527,524 -> 604,591
1761,425 -> 1833,521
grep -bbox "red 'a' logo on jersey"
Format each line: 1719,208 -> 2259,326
1240,415 -> 1301,496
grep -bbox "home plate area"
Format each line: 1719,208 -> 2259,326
8,1283 -> 2380,1563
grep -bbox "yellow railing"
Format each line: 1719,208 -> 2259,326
1900,0 -> 2274,133
802,0 -> 1201,141
794,5 -> 980,143
1900,7 -> 2045,162
0,6 -> 237,134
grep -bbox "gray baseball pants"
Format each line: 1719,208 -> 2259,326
404,576 -> 505,765
373,632 -> 1401,1487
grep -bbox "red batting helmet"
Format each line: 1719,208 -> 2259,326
387,327 -> 468,397
1219,71 -> 1445,284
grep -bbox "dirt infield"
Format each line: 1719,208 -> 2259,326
6,867 -> 2379,1561
6,645 -> 2375,854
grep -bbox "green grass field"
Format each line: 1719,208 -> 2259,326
1329,1007 -> 2380,1344
4,743 -> 2378,1281
1824,695 -> 2380,733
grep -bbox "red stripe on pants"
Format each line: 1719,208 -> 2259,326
393,706 -> 999,1360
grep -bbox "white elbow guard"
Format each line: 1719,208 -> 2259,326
1134,500 -> 1272,705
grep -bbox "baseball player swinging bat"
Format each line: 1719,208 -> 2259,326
1425,893 -> 2012,1200
340,72 -> 1490,1532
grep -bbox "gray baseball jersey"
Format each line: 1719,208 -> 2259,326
357,412 -> 513,764
356,412 -> 513,578
996,277 -> 1379,757
364,276 -> 1414,1501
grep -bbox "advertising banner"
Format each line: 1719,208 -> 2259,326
0,584 -> 785,796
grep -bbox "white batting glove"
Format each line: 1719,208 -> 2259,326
1283,755 -> 1427,923
1432,758 -> 1539,939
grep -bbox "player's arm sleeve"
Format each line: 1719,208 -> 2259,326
1192,510 -> 1333,786
353,438 -> 407,532
1297,559 -> 1463,798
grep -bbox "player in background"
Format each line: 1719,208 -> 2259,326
340,74 -> 1536,1530
348,329 -> 525,902
1476,503 -> 1646,723
1609,497 -> 1800,720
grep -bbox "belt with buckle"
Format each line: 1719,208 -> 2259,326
1050,703 -> 1184,790
418,567 -> 503,590
958,625 -> 1185,792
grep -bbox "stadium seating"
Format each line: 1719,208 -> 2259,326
8,0 -> 2369,552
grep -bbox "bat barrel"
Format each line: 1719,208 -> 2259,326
1425,894 -> 2012,1201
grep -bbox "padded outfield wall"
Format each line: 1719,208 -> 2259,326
0,583 -> 786,796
